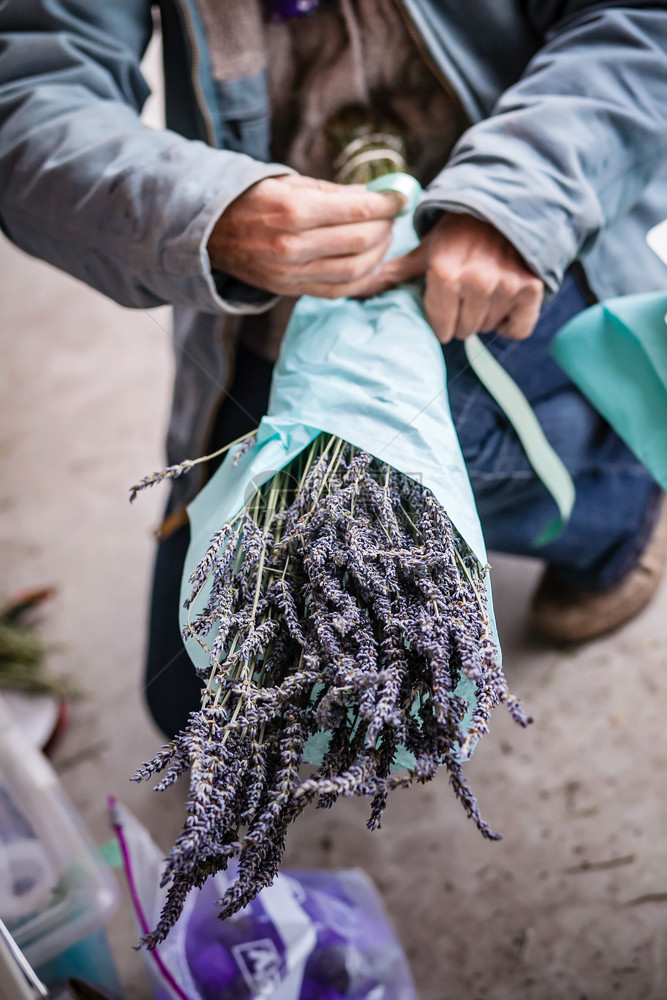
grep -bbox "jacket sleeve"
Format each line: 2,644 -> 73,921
0,0 -> 289,313
415,3 -> 667,293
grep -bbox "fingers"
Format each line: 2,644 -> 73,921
280,175 -> 362,195
301,188 -> 406,228
496,282 -> 544,339
276,218 -> 394,264
358,243 -> 429,298
348,243 -> 427,299
211,177 -> 544,328
422,214 -> 545,344
276,240 -> 428,299
270,176 -> 407,229
295,235 -> 392,284
230,237 -> 392,297
424,276 -> 459,344
426,273 -> 543,345
453,281 -> 492,341
208,173 -> 410,296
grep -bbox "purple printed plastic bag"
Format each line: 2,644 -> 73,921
112,802 -> 417,1000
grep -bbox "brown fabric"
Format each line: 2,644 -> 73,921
197,0 -> 266,82
266,0 -> 465,184
157,505 -> 191,542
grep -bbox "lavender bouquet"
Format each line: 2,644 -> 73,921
131,178 -> 529,947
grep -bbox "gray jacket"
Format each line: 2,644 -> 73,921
1,1 -> 666,507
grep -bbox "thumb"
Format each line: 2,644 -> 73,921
368,243 -> 428,295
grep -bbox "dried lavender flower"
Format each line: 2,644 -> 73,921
129,460 -> 196,503
134,433 -> 529,946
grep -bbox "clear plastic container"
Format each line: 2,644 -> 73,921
0,694 -> 120,995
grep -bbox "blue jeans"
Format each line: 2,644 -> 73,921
144,273 -> 659,737
443,268 -> 660,590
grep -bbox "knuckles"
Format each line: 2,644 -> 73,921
270,231 -> 300,261
525,277 -> 545,301
426,258 -> 452,287
460,270 -> 498,300
275,199 -> 304,232
348,201 -> 376,225
493,275 -> 521,301
346,231 -> 373,255
428,260 -> 542,305
337,257 -> 364,282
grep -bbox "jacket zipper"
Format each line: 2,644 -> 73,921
173,0 -> 218,147
389,0 -> 469,126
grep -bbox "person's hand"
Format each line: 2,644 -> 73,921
368,212 -> 545,342
207,174 -> 406,298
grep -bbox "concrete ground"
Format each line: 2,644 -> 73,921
2,36 -> 667,1000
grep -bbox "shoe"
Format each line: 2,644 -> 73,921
530,493 -> 667,644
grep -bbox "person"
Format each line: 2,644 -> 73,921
1,0 -> 666,739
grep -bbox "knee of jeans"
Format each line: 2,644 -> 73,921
448,379 -> 505,473
469,467 -> 545,521
457,412 -> 533,481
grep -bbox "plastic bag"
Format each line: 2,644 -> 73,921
112,802 -> 417,1000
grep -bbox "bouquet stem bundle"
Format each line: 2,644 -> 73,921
132,433 -> 529,947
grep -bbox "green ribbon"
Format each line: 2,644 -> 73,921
464,335 -> 575,545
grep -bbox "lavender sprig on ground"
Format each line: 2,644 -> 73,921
133,433 -> 529,947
